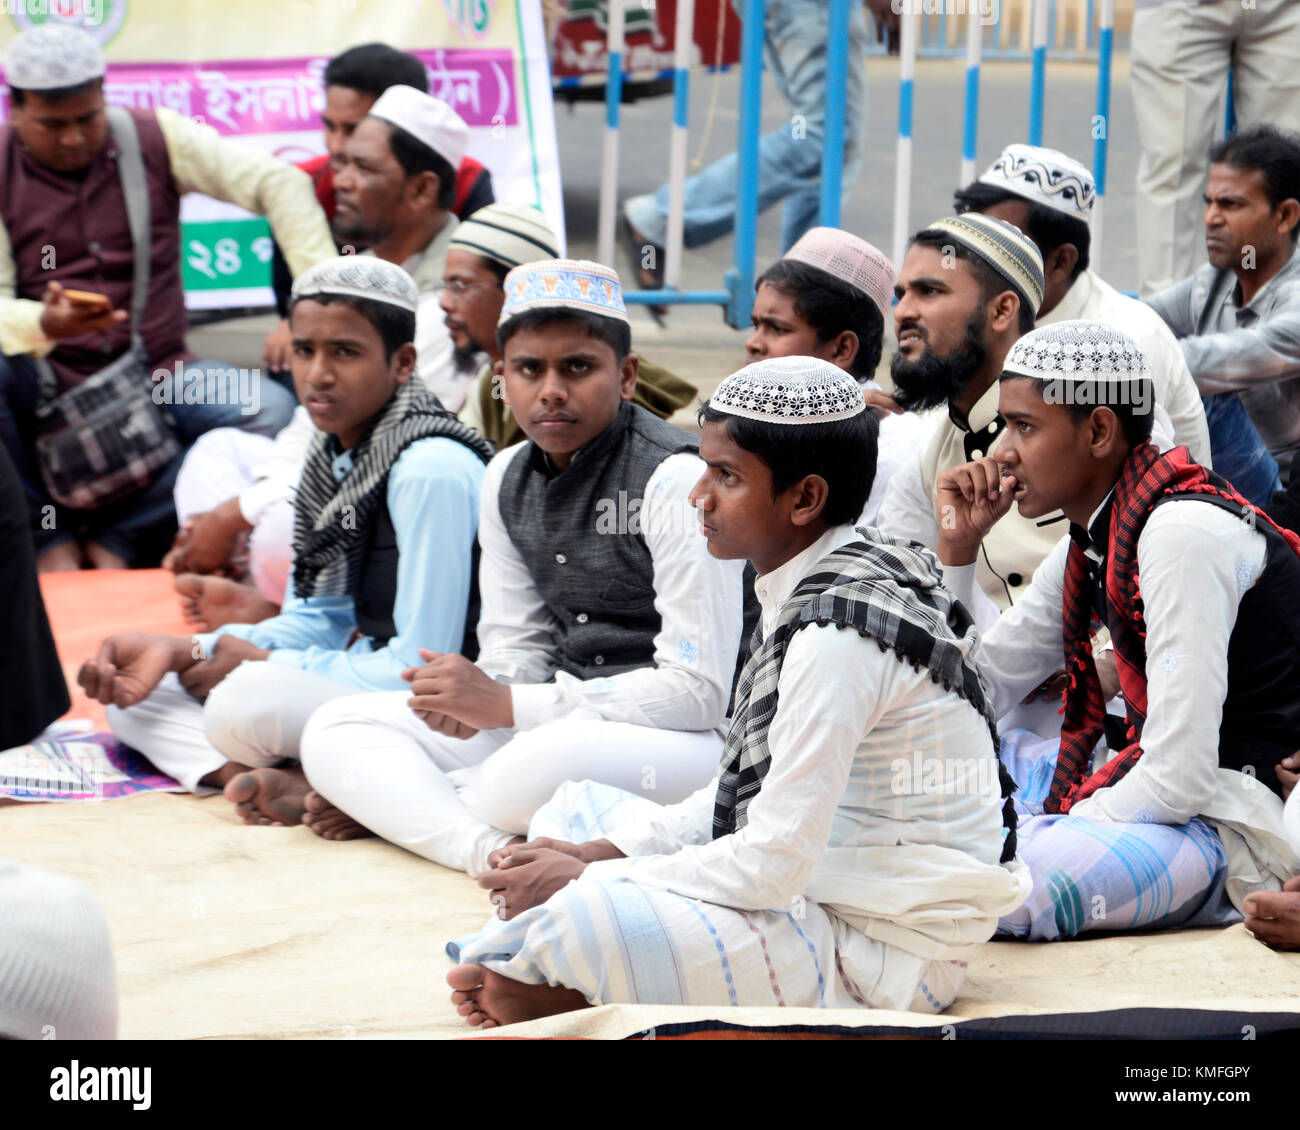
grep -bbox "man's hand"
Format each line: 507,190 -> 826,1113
39,281 -> 127,340
261,317 -> 293,372
478,847 -> 587,920
164,498 -> 252,575
863,387 -> 904,420
935,457 -> 1019,566
178,635 -> 269,702
1276,754 -> 1299,802
403,649 -> 514,733
1243,876 -> 1300,951
487,836 -> 625,871
77,633 -> 195,708
865,0 -> 901,55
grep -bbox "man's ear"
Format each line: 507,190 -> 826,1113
393,342 -> 418,383
788,473 -> 830,528
1046,243 -> 1079,283
988,290 -> 1021,335
830,330 -> 860,371
408,170 -> 442,209
619,351 -> 640,401
1276,197 -> 1300,241
1089,406 -> 1125,459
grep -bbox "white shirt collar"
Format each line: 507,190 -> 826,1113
752,524 -> 859,633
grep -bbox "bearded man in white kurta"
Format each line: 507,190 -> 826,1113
444,357 -> 1030,1029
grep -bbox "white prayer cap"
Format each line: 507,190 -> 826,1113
978,143 -> 1096,226
6,23 -> 106,92
450,203 -> 560,271
1002,320 -> 1150,385
709,356 -> 866,426
499,258 -> 629,326
291,254 -> 420,313
782,227 -> 896,323
0,858 -> 118,1040
369,84 -> 469,170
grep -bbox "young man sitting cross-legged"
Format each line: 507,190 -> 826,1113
296,259 -> 747,870
935,320 -> 1300,942
77,257 -> 492,816
443,355 -> 1031,1029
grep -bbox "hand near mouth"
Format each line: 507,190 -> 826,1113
934,456 -> 1020,565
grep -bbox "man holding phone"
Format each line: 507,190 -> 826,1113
0,24 -> 335,572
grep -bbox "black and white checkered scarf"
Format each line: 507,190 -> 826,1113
291,379 -> 494,600
712,527 -> 1017,862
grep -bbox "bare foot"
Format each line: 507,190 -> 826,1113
301,790 -> 375,841
36,541 -> 83,573
174,573 -> 279,631
223,765 -> 312,826
446,963 -> 590,1029
85,541 -> 127,570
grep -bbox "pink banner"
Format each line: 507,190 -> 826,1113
0,48 -> 517,132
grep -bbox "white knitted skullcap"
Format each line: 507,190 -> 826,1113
6,23 -> 106,91
369,84 -> 469,170
499,258 -> 629,326
0,858 -> 118,1040
782,227 -> 896,322
1002,320 -> 1150,384
710,356 -> 866,426
291,254 -> 420,313
979,143 -> 1096,226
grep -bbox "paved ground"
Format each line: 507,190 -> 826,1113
196,51 -> 1214,410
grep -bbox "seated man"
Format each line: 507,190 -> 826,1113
331,84 -> 476,410
443,356 -> 1029,1029
0,24 -> 331,571
936,320 -> 1300,941
263,41 -> 495,368
297,260 -> 746,872
450,205 -> 696,447
77,257 -> 492,813
743,225 -> 929,525
1148,124 -> 1300,505
956,143 -> 1211,464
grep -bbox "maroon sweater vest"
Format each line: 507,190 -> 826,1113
0,108 -> 190,390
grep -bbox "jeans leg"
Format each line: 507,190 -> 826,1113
159,358 -> 296,443
1202,392 -> 1282,507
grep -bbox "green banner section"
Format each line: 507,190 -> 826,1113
180,218 -> 275,291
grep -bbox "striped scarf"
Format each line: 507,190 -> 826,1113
713,528 -> 1017,862
292,379 -> 494,600
1047,443 -> 1300,814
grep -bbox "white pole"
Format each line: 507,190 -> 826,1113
892,7 -> 920,271
664,0 -> 696,290
596,1 -> 626,270
960,10 -> 984,187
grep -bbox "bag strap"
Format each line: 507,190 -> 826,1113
35,108 -> 152,404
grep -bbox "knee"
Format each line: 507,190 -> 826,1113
297,695 -> 363,793
202,663 -> 285,768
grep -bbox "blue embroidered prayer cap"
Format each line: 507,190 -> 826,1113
498,258 -> 630,327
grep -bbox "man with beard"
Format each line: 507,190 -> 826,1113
875,214 -> 1052,618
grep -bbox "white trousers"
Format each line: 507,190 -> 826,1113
172,428 -> 294,605
1132,0 -> 1300,296
298,690 -> 725,877
106,662 -> 357,794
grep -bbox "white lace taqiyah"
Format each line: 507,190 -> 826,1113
6,23 -> 105,90
370,84 -> 470,170
710,355 -> 867,425
291,255 -> 421,313
499,258 -> 630,326
1002,320 -> 1151,385
978,143 -> 1096,225
783,226 -> 896,323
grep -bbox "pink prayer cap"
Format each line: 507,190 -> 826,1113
782,227 -> 896,322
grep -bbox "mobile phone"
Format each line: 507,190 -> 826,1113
61,288 -> 113,311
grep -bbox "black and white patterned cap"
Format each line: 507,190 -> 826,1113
6,23 -> 106,91
291,255 -> 420,314
709,356 -> 866,426
1002,320 -> 1150,384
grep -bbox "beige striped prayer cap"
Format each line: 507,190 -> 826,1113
921,213 -> 1046,316
783,227 -> 896,322
449,203 -> 561,272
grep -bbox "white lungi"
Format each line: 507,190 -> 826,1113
299,690 -> 725,877
106,662 -> 358,793
1132,0 -> 1300,296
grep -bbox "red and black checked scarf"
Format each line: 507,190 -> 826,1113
1046,442 -> 1300,814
